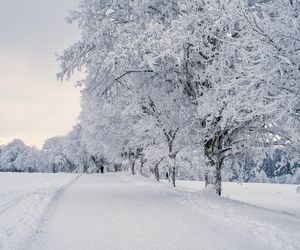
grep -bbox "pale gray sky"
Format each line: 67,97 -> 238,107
0,0 -> 82,148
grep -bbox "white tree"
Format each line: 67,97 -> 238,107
0,139 -> 28,171
0,139 -> 49,172
43,136 -> 73,173
56,0 -> 300,194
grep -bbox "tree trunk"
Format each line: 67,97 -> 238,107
171,166 -> 176,187
170,156 -> 176,187
52,164 -> 56,173
140,156 -> 145,175
215,159 -> 222,196
154,165 -> 160,181
204,134 -> 223,195
83,164 -> 89,173
205,172 -> 209,187
153,157 -> 165,181
131,160 -> 135,175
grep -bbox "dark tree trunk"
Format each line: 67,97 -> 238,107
205,172 -> 209,188
171,166 -> 176,187
83,164 -> 89,173
154,165 -> 160,181
131,160 -> 135,175
168,165 -> 171,182
215,157 -> 223,196
169,156 -> 176,187
140,156 -> 146,175
166,172 -> 170,182
153,157 -> 165,182
52,164 -> 56,173
204,129 -> 227,196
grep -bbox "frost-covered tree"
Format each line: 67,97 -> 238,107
57,0 -> 196,184
57,0 -> 300,193
0,139 -> 48,172
149,0 -> 300,194
42,136 -> 77,173
62,124 -> 93,173
0,139 -> 29,171
43,137 -> 64,173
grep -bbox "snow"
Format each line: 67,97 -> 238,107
1,173 -> 300,250
0,173 -> 80,250
172,180 -> 300,218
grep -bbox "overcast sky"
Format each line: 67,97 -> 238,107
0,0 -> 82,148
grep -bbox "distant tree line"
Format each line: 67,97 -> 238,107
0,137 -> 299,185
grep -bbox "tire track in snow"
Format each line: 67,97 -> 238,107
0,177 -> 60,215
0,174 -> 82,250
28,174 -> 83,249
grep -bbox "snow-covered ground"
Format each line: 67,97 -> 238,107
0,173 -> 299,250
0,173 -> 80,250
173,180 -> 300,217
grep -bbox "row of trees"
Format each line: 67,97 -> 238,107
0,131 -> 111,174
1,0 -> 299,194
0,139 -> 46,172
55,0 -> 300,194
1,134 -> 299,184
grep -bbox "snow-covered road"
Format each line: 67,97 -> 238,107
28,174 -> 300,250
1,173 -> 299,250
0,173 -> 80,250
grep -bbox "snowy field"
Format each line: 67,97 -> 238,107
0,173 -> 299,250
